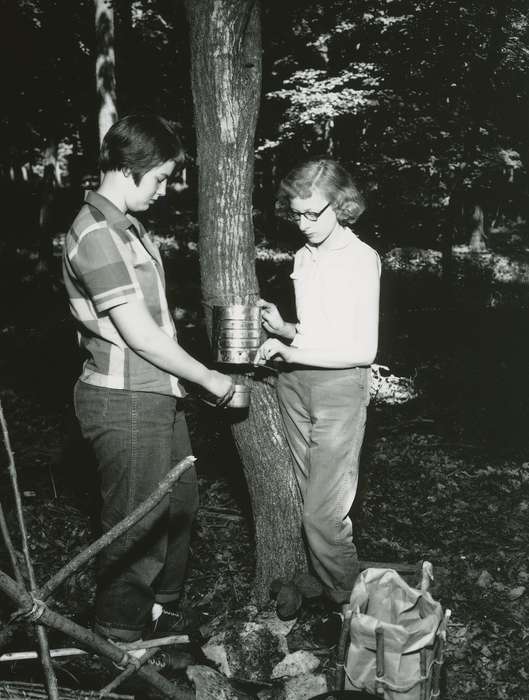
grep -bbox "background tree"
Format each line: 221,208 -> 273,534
94,0 -> 117,144
184,0 -> 307,604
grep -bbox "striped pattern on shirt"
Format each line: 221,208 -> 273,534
62,191 -> 184,397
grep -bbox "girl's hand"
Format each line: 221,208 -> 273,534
203,370 -> 235,407
253,338 -> 294,365
257,299 -> 286,336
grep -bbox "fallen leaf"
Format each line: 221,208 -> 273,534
477,570 -> 493,588
507,586 -> 525,601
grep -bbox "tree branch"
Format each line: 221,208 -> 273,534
0,501 -> 25,587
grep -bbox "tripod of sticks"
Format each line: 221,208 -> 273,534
0,401 -> 196,699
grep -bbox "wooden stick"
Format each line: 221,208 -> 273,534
333,605 -> 351,691
0,635 -> 189,663
0,647 -> 90,662
419,648 -> 427,700
358,559 -> 418,573
0,501 -> 25,587
0,401 -> 59,700
431,608 -> 451,697
358,559 -> 447,577
200,505 -> 244,521
122,634 -> 190,650
375,627 -> 384,696
98,647 -> 160,697
40,456 -> 195,600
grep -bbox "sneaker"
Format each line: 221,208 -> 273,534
145,603 -> 205,641
147,647 -> 194,672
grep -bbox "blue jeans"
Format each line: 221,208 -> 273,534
74,380 -> 198,641
277,367 -> 369,604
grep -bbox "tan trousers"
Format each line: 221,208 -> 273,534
277,366 -> 370,603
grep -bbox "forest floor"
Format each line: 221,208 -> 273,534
0,229 -> 529,699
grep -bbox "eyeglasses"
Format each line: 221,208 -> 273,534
287,201 -> 331,223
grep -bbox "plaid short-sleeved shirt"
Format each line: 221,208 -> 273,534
62,191 -> 185,397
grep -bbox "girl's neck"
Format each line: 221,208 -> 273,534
311,221 -> 342,250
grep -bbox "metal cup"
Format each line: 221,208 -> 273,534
226,384 -> 251,408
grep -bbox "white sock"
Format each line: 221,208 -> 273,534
151,602 -> 163,622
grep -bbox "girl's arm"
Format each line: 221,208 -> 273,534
109,299 -> 234,400
257,299 -> 297,341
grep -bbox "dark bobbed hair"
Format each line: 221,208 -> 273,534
275,157 -> 366,225
99,113 -> 185,185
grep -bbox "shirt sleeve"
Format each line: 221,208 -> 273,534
68,225 -> 144,313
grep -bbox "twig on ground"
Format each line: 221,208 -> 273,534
383,418 -> 435,433
48,464 -> 58,499
200,505 -> 244,521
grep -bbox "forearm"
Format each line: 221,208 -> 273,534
278,321 -> 297,341
133,331 -> 213,387
109,300 -> 214,389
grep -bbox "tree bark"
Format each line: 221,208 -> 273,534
468,202 -> 487,252
94,0 -> 118,144
184,0 -> 307,605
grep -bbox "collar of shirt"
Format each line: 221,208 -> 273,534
303,224 -> 355,256
85,190 -> 136,233
85,190 -> 160,263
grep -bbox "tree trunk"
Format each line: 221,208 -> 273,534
114,0 -> 133,114
468,203 -> 487,252
94,0 -> 118,145
185,0 -> 307,605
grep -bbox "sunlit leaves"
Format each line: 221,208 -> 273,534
268,65 -> 379,133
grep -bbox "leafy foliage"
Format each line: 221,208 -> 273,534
3,0 -> 529,248
258,0 -> 529,245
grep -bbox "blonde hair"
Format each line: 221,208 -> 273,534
276,157 -> 366,224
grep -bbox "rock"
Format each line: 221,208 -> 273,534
255,609 -> 297,637
202,621 -> 288,681
283,672 -> 328,700
201,636 -> 231,676
187,664 -> 252,700
507,585 -> 526,601
271,650 -> 320,679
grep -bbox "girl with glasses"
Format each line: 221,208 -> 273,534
254,157 -> 381,607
